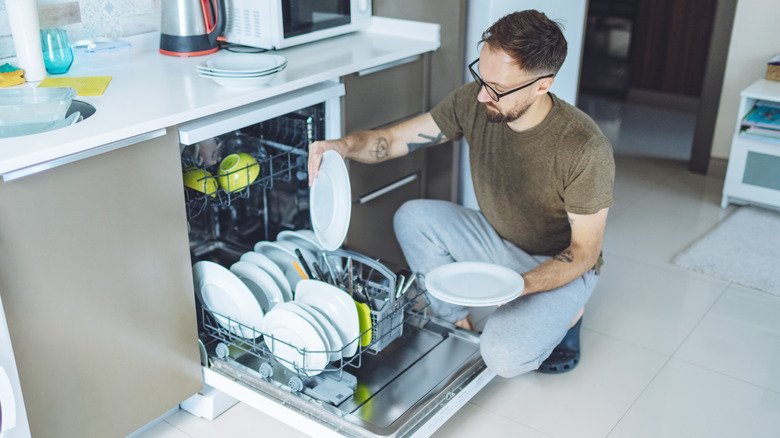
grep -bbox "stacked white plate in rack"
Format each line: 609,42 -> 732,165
197,53 -> 287,89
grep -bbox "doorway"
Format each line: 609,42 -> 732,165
577,0 -> 720,168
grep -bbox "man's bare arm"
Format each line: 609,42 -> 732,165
308,113 -> 448,185
520,208 -> 609,295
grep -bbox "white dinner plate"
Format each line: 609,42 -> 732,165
203,73 -> 281,89
275,240 -> 317,274
193,261 -> 264,339
310,150 -> 351,251
196,60 -> 286,75
295,301 -> 344,361
201,53 -> 287,74
294,279 -> 360,357
277,229 -> 325,254
239,251 -> 292,301
254,241 -> 304,290
229,261 -> 285,312
424,262 -> 525,306
196,64 -> 286,78
262,306 -> 328,376
273,302 -> 332,355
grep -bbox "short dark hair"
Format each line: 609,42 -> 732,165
480,10 -> 567,76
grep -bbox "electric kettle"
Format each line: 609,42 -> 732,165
159,0 -> 225,57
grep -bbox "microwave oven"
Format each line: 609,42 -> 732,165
223,0 -> 372,50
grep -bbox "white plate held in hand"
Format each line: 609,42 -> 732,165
424,262 -> 525,307
310,150 -> 351,251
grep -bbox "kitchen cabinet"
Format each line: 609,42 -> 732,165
344,0 -> 466,267
0,128 -> 202,438
721,79 -> 780,209
342,55 -> 429,267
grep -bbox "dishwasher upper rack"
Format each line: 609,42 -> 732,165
199,279 -> 427,384
183,138 -> 308,218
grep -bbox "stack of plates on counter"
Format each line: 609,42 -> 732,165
197,53 -> 287,89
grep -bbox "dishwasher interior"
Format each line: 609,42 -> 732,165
179,90 -> 492,438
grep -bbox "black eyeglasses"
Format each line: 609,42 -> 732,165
468,58 -> 554,102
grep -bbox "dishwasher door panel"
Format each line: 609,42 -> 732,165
202,316 -> 495,438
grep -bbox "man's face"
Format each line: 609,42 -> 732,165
475,45 -> 541,124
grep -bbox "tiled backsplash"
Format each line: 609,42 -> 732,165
0,0 -> 161,61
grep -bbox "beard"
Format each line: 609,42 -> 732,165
484,99 -> 533,123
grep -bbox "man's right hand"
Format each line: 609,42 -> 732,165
308,138 -> 348,186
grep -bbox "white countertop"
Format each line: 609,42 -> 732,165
0,17 -> 439,176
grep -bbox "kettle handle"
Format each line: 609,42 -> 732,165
200,0 -> 226,46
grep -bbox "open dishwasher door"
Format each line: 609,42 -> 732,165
202,313 -> 495,438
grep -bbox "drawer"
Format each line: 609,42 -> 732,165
345,168 -> 422,267
343,56 -> 426,132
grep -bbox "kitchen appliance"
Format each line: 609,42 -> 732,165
223,0 -> 372,50
176,80 -> 495,437
0,296 -> 32,438
160,0 -> 226,57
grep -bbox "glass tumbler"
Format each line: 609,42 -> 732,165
40,28 -> 73,74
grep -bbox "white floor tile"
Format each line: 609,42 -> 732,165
674,284 -> 780,392
469,330 -> 668,438
607,359 -> 780,438
134,420 -> 192,438
586,256 -> 727,355
602,203 -> 724,269
165,402 -> 309,438
431,403 -> 553,438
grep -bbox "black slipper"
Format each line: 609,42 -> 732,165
537,317 -> 582,374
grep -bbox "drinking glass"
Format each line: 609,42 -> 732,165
40,28 -> 73,74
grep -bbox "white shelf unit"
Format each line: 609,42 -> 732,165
721,79 -> 780,209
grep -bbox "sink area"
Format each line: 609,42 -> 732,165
69,100 -> 96,119
0,99 -> 96,139
68,100 -> 96,120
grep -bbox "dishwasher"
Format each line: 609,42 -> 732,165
176,80 -> 496,438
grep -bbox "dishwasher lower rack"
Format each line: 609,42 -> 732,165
199,285 -> 429,401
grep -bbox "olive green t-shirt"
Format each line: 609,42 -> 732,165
430,82 -> 614,269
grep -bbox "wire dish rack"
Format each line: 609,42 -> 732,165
199,251 -> 428,401
183,110 -> 318,219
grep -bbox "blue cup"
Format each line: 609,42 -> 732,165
40,28 -> 73,75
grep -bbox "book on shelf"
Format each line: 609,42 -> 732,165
742,125 -> 780,140
742,105 -> 780,129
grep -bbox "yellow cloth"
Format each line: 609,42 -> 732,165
38,76 -> 112,96
0,69 -> 25,88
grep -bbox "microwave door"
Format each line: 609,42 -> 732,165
282,0 -> 351,39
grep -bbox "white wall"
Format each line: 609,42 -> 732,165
711,0 -> 780,160
459,0 -> 587,208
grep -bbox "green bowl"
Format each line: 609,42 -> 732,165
183,168 -> 218,197
217,153 -> 260,192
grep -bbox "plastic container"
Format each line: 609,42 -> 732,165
0,87 -> 77,137
73,40 -> 131,69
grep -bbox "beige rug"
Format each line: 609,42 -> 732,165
672,206 -> 780,296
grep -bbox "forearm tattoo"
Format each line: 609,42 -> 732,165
370,136 -> 389,160
553,249 -> 575,263
407,132 -> 444,153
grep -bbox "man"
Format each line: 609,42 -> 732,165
308,10 -> 614,377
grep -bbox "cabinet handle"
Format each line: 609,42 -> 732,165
358,173 -> 418,204
358,55 -> 420,76
2,129 -> 167,182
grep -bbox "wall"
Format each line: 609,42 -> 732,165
0,0 -> 160,61
711,0 -> 780,160
459,0 -> 587,208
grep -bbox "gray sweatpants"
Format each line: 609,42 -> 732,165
393,199 -> 599,377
